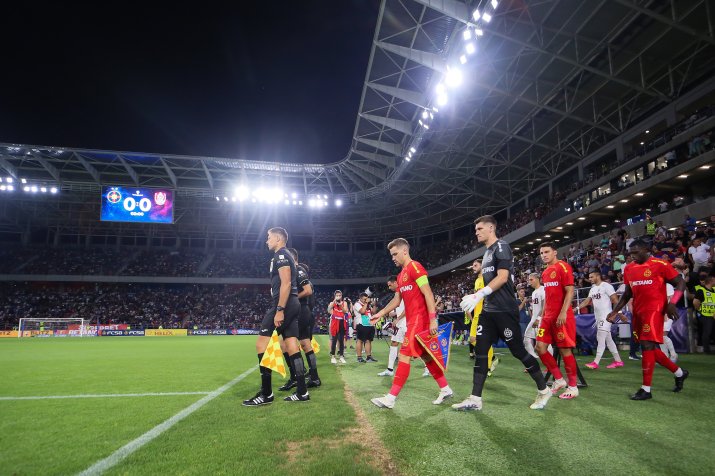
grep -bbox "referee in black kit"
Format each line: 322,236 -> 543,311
243,227 -> 309,406
452,215 -> 551,411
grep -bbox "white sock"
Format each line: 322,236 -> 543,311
675,368 -> 684,377
605,332 -> 622,361
663,336 -> 676,359
524,337 -> 538,358
387,345 -> 398,371
641,385 -> 651,392
385,393 -> 397,401
538,388 -> 550,395
469,394 -> 482,401
595,330 -> 607,364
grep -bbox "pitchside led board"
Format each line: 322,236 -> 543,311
100,186 -> 174,224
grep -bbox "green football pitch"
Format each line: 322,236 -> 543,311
1,336 -> 714,475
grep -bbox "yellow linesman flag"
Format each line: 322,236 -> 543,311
311,336 -> 320,354
260,331 -> 286,378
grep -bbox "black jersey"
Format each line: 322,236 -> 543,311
269,247 -> 298,302
296,264 -> 315,309
481,239 -> 518,313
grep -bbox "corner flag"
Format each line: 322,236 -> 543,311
260,331 -> 287,377
415,321 -> 453,372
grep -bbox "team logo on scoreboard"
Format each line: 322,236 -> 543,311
106,188 -> 121,204
644,269 -> 652,277
154,191 -> 167,206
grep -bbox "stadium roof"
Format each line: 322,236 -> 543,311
2,0 -> 715,242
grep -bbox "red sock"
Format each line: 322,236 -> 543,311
389,361 -> 411,396
562,353 -> 578,387
654,348 -> 679,373
538,351 -> 563,380
425,359 -> 448,388
641,349 -> 655,386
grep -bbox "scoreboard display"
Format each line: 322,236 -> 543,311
100,186 -> 174,224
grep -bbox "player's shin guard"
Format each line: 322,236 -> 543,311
389,361 -> 411,397
471,354 -> 489,397
257,353 -> 272,396
304,350 -> 319,380
562,353 -> 578,388
425,359 -> 448,388
654,348 -> 679,373
290,353 -> 308,396
284,352 -> 296,381
641,349 -> 655,386
538,351 -> 563,380
387,345 -> 399,371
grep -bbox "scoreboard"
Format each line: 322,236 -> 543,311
100,186 -> 174,224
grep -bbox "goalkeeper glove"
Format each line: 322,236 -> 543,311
460,287 -> 493,313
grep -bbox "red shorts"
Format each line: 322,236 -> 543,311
632,310 -> 664,344
400,314 -> 428,358
536,315 -> 577,348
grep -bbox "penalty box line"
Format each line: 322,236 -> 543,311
0,392 -> 212,401
77,366 -> 258,476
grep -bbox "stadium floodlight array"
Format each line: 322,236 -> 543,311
214,187 -> 344,208
18,318 -> 91,338
0,177 -> 57,194
402,0 -> 500,165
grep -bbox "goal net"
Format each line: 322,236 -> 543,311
18,318 -> 91,338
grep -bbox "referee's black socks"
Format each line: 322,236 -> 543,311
257,353 -> 272,396
304,350 -> 319,380
290,353 -> 308,396
284,352 -> 296,381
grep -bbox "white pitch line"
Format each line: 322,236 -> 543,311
0,392 -> 211,401
76,366 -> 257,476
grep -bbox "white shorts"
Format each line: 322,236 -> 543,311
391,319 -> 407,344
524,318 -> 539,339
596,318 -> 612,332
348,326 -> 354,338
663,317 -> 673,332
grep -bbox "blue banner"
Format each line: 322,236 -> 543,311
415,322 -> 453,371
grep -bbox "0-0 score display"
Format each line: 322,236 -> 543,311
100,186 -> 174,224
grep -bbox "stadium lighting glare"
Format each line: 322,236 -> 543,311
465,42 -> 476,54
435,83 -> 446,95
40,187 -> 47,193
514,247 -> 520,250
436,94 -> 448,106
298,200 -> 303,205
463,29 -> 472,41
323,194 -> 328,199
418,119 -> 424,126
445,68 -> 463,88
472,9 -> 480,21
235,185 -> 250,201
0,185 -> 5,191
308,199 -> 315,207
429,112 -> 434,120
700,165 -> 711,170
601,224 -> 608,228
564,235 -> 570,239
545,234 -> 551,238
482,12 -> 492,22
475,29 -> 484,37
335,199 -> 342,207
291,192 -> 297,199
215,196 -> 220,201
6,177 -> 12,183
566,222 -> 573,225
620,199 -> 629,203
284,199 -> 289,205
21,178 -> 27,184
421,110 -> 429,120
405,156 -> 411,162
432,106 -> 439,112
556,226 -> 563,230
410,147 -> 417,153
459,55 -> 467,65
607,205 -> 614,208
8,185 -> 14,191
527,241 -> 533,245
491,0 -> 498,9
223,196 -> 228,202
639,142 -> 644,145
645,130 -> 650,133
678,174 -> 688,178
635,192 -> 645,196
578,217 -> 586,221
231,197 -> 237,202
23,186 -> 29,192
536,238 -> 542,242
423,123 -> 430,130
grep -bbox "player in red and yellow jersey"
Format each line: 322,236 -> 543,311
368,238 -> 453,409
536,242 -> 579,399
607,239 -> 689,400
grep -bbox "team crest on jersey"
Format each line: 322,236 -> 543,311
402,273 -> 409,283
504,328 -> 513,338
550,271 -> 556,279
642,324 -> 651,333
644,269 -> 652,277
557,331 -> 565,341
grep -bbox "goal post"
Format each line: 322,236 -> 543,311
18,318 -> 91,338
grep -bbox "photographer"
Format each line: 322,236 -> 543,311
328,290 -> 348,364
354,292 -> 377,363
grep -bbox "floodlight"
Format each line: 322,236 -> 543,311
465,42 -> 476,54
336,199 -> 342,207
463,29 -> 472,41
21,178 -> 27,184
459,55 -> 467,64
491,0 -> 498,9
437,94 -> 448,106
475,29 -> 484,36
472,9 -> 480,20
483,12 -> 492,22
445,68 -> 463,87
40,187 -> 47,193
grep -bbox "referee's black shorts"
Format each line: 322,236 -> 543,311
298,304 -> 314,341
260,295 -> 300,338
477,310 -> 523,346
356,324 -> 375,342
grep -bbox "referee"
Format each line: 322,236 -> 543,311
243,227 -> 309,406
453,215 -> 551,411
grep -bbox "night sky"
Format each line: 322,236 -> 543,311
0,2 -> 379,163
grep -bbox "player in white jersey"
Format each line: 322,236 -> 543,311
661,284 -> 677,362
378,276 -> 407,377
523,273 -> 545,358
575,270 -> 623,369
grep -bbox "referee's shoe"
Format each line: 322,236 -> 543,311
242,392 -> 274,406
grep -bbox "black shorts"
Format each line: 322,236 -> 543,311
476,310 -> 522,346
298,304 -> 314,341
260,296 -> 300,339
356,324 -> 375,342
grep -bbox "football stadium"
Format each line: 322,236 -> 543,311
2,1 -> 715,475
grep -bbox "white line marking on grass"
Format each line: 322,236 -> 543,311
76,366 -> 257,476
0,392 -> 211,401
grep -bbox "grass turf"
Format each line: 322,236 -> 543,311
1,336 -> 713,475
